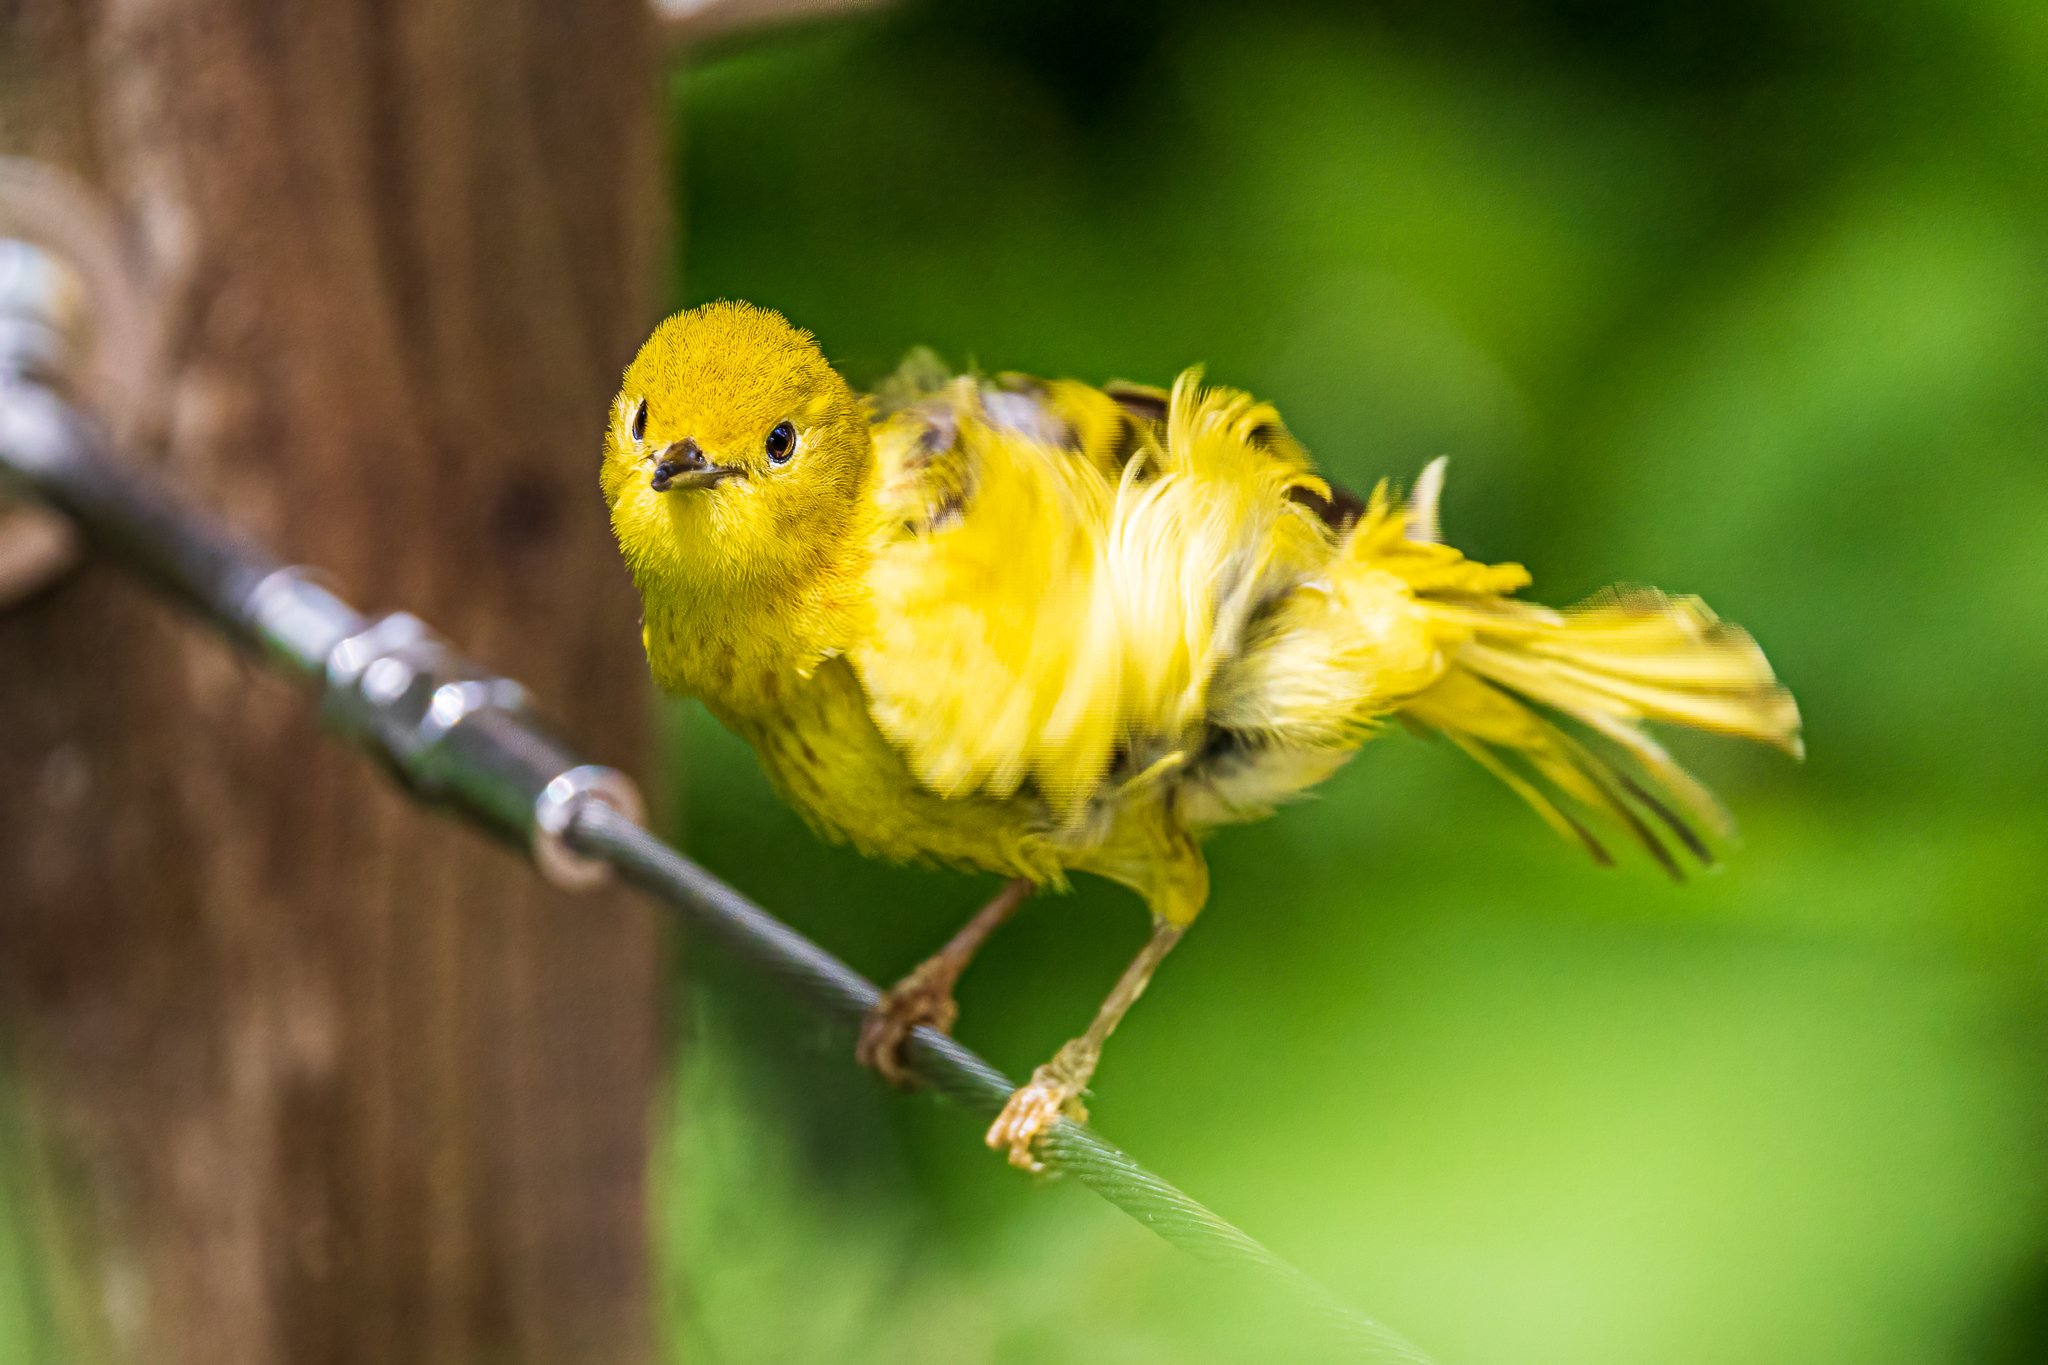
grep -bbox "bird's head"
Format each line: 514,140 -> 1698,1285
603,302 -> 872,624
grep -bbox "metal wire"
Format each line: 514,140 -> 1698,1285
570,802 -> 1436,1361
0,229 -> 1440,1365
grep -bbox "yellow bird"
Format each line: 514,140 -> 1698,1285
601,301 -> 1801,1170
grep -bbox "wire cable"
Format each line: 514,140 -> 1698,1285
572,800 -> 1437,1361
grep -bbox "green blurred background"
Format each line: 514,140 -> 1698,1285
658,2 -> 2048,1363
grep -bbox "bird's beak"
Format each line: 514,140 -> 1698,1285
650,439 -> 746,493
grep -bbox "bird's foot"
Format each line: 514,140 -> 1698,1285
986,1039 -> 1096,1173
856,959 -> 962,1089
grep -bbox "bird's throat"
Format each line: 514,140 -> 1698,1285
641,569 -> 858,715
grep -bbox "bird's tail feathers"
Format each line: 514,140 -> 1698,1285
1369,469 -> 1802,876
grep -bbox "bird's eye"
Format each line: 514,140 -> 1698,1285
765,420 -> 797,465
630,398 -> 647,443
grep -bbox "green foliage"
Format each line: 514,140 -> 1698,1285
665,1 -> 2048,1361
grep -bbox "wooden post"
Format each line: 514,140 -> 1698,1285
0,3 -> 665,1362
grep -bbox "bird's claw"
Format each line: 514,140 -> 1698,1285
856,961 -> 960,1090
985,1045 -> 1093,1173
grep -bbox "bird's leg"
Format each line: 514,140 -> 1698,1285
986,916 -> 1185,1172
857,877 -> 1033,1089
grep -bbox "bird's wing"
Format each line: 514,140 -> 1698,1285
866,361 -> 1142,532
854,361 -> 1332,823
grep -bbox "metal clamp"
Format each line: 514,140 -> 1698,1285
242,565 -> 367,678
0,238 -> 84,606
322,611 -> 645,891
0,222 -> 647,893
533,766 -> 647,891
0,235 -> 86,384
